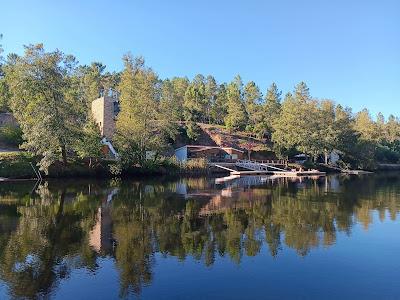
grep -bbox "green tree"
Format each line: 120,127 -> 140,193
319,100 -> 337,164
170,77 -> 189,121
210,84 -> 228,125
115,54 -> 168,165
75,117 -> 103,168
78,62 -> 105,107
272,83 -> 324,160
258,82 -> 281,138
243,81 -> 262,133
205,75 -> 218,124
0,34 -> 10,112
225,76 -> 247,130
5,44 -> 84,172
354,109 -> 378,142
183,74 -> 206,124
159,80 -> 180,141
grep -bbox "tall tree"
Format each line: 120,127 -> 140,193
318,100 -> 337,164
78,62 -> 106,107
0,34 -> 10,112
243,81 -> 262,133
211,84 -> 228,125
258,82 -> 281,138
115,54 -> 167,164
183,75 -> 206,124
159,79 -> 180,141
204,75 -> 218,124
170,77 -> 189,121
272,84 -> 324,160
354,109 -> 379,142
225,76 -> 247,131
5,44 -> 84,171
294,81 -> 310,102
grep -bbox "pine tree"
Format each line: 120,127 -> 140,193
205,75 -> 218,124
211,84 -> 228,125
183,82 -> 205,123
294,81 -> 310,102
159,79 -> 180,141
243,81 -> 262,133
258,82 -> 281,138
171,77 -> 189,121
225,76 -> 247,131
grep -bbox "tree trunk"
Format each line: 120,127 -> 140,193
61,145 -> 67,165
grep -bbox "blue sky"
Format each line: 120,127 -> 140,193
1,0 -> 399,117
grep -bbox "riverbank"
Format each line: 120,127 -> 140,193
2,151 -> 396,180
0,152 -> 212,179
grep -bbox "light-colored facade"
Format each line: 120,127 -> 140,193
91,96 -> 119,140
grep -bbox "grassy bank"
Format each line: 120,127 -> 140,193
0,152 -> 210,179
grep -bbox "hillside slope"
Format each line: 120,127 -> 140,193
173,123 -> 276,159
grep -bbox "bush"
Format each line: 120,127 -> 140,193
184,157 -> 208,170
160,157 -> 209,174
0,152 -> 36,178
375,145 -> 400,163
0,125 -> 23,147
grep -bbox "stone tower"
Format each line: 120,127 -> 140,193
91,96 -> 119,140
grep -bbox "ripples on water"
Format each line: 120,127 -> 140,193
0,173 -> 399,299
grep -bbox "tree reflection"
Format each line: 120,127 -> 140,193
0,174 -> 398,298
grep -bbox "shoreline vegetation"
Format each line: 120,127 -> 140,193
0,41 -> 399,179
0,152 -> 213,179
1,151 -> 399,180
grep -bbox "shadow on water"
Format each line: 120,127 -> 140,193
0,173 -> 399,298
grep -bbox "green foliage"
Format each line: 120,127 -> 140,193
225,76 -> 247,130
243,81 -> 262,134
0,35 -> 10,112
256,82 -> 281,138
185,121 -> 201,141
74,118 -> 103,168
0,152 -> 36,178
170,77 -> 189,121
183,75 -> 206,123
5,44 -> 85,173
375,145 -> 400,163
115,54 -> 177,166
0,125 -> 22,147
210,84 -> 228,125
1,39 -> 399,173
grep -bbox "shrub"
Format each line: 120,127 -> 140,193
0,126 -> 23,147
0,152 -> 36,178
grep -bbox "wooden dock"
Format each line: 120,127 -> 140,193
213,161 -> 326,178
229,170 -> 326,177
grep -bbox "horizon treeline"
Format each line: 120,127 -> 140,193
0,42 -> 400,171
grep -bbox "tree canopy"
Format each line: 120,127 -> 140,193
0,41 -> 399,171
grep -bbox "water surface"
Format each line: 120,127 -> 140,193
0,173 -> 399,299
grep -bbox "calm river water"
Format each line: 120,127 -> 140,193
0,173 -> 399,299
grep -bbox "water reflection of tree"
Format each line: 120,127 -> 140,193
0,174 -> 398,298
0,182 -> 103,299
